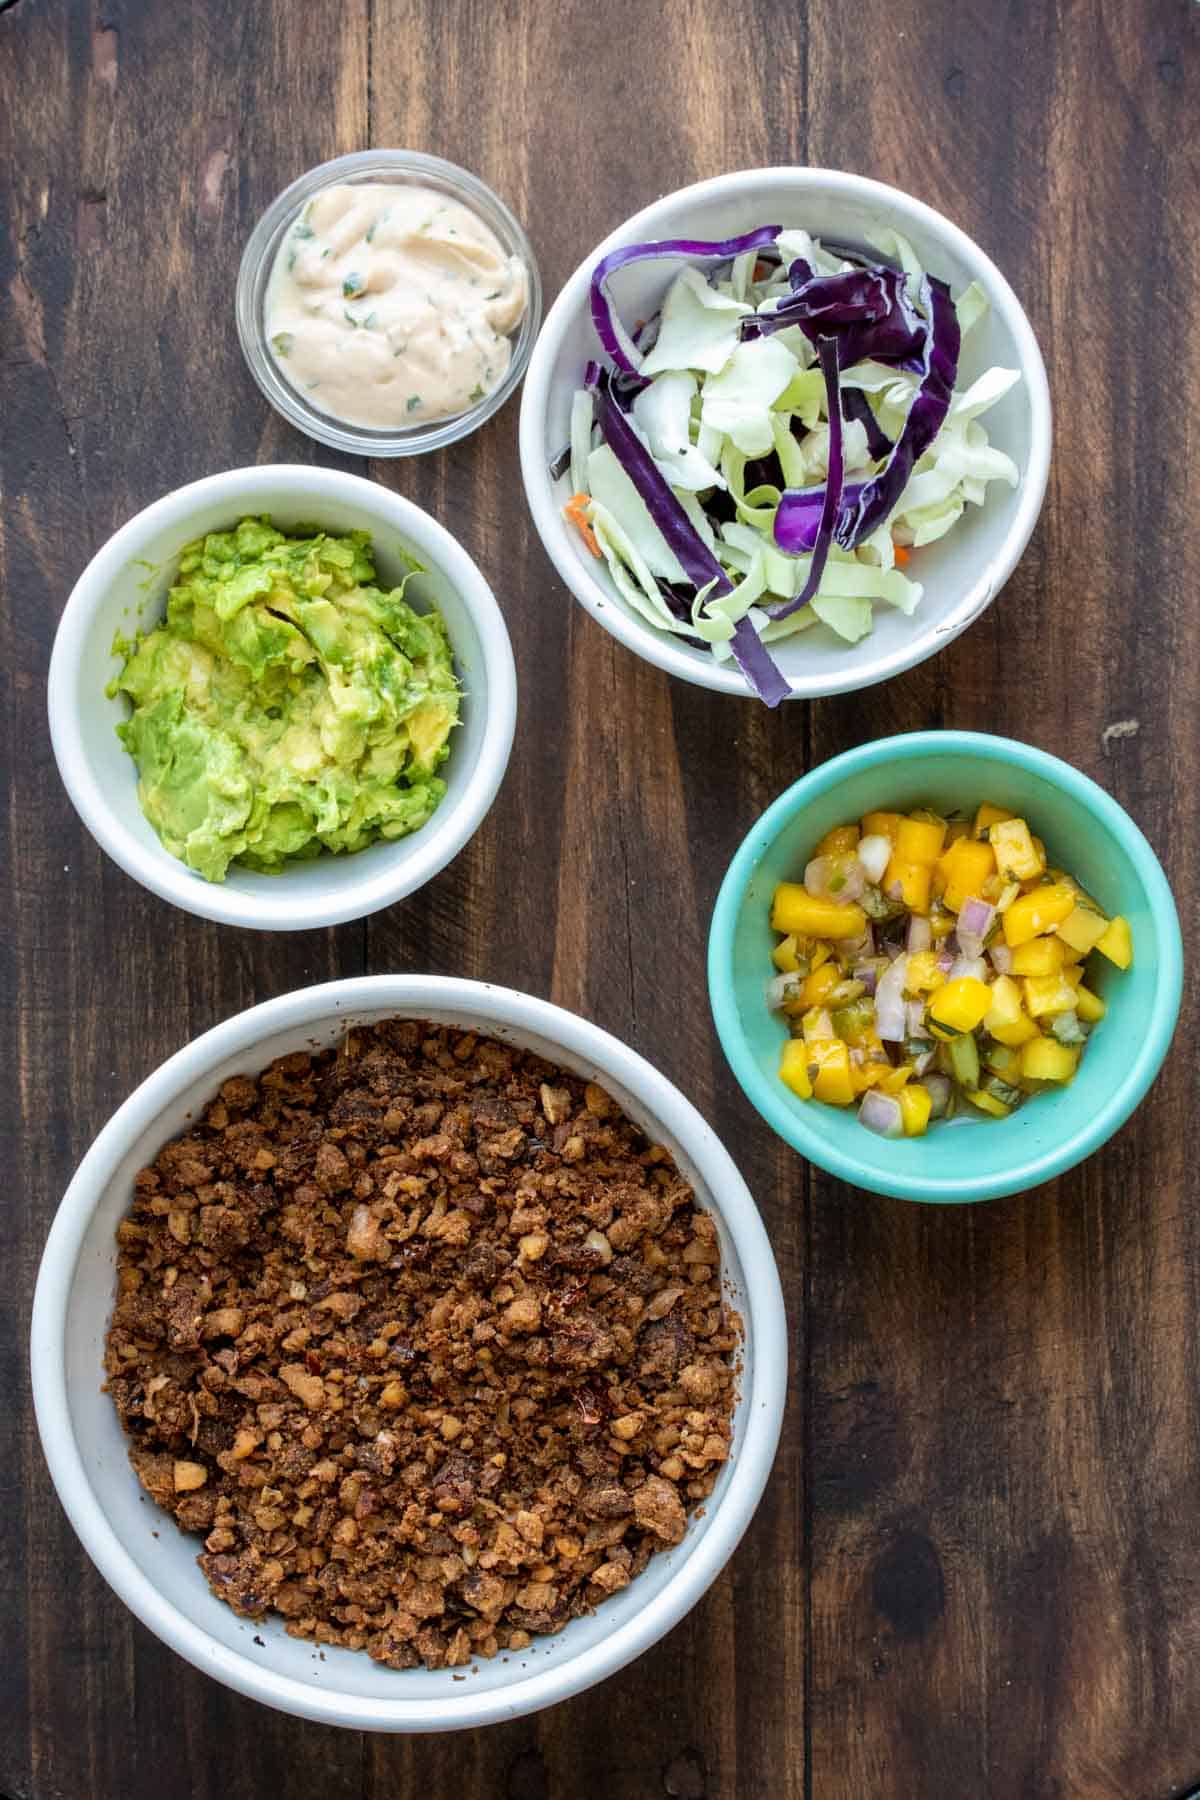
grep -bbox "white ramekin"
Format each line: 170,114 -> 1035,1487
30,976 -> 788,1732
519,166 -> 1052,701
46,466 -> 517,930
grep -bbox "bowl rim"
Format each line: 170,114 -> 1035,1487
519,165 -> 1052,701
30,974 -> 788,1730
45,465 -> 518,931
235,149 -> 543,458
707,730 -> 1184,1201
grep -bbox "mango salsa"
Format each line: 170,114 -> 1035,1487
767,796 -> 1131,1139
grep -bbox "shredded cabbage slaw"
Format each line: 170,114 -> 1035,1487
562,227 -> 1022,705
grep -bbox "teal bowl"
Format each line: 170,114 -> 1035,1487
708,731 -> 1183,1203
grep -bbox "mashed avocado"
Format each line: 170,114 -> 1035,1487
113,517 -> 460,882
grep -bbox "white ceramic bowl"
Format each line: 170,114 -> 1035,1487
30,976 -> 787,1731
519,167 -> 1052,701
47,467 -> 517,929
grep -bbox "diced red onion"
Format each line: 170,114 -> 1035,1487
955,896 -> 996,958
841,924 -> 876,961
805,855 -> 864,902
852,961 -> 879,996
886,880 -> 904,902
857,833 -> 891,884
804,856 -> 833,897
765,973 -> 801,1012
989,943 -> 1014,976
875,954 -> 909,1042
936,949 -> 956,973
906,915 -> 932,954
905,999 -> 927,1038
924,1074 -> 952,1117
948,953 -> 988,983
913,1048 -> 937,1076
858,1090 -> 904,1138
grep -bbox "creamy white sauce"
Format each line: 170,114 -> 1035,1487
264,181 -> 528,430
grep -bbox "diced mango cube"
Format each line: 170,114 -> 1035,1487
896,817 -> 947,865
798,962 -> 841,1007
808,1039 -> 855,1106
861,810 -> 905,842
771,884 -> 868,940
1011,937 -> 1070,977
990,1014 -> 1040,1048
1094,915 -> 1133,969
989,817 -> 1046,881
1055,904 -> 1110,954
879,1063 -> 914,1096
1074,985 -> 1107,1023
936,838 -> 996,912
904,950 -> 947,994
815,823 -> 860,856
851,1057 -> 891,1096
1019,1037 -> 1080,1084
983,974 -> 1023,1030
927,977 -> 993,1035
1001,882 -> 1077,947
772,934 -> 800,974
1022,972 -> 1080,1018
929,905 -> 956,940
973,802 -> 1013,837
778,1038 -> 813,1100
883,854 -> 932,914
898,1084 -> 933,1136
982,974 -> 1039,1046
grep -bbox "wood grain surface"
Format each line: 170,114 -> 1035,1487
2,0 -> 1198,1795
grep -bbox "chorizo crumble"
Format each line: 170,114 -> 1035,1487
104,1020 -> 738,1670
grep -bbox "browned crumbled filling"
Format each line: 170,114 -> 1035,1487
103,1020 -> 738,1670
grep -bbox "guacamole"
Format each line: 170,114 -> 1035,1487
113,517 -> 460,882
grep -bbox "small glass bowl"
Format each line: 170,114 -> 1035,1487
236,149 -> 542,458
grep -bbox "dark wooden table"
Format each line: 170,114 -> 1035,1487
3,2 -> 1198,1795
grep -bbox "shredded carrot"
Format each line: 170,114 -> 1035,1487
893,543 -> 912,566
564,492 -> 601,559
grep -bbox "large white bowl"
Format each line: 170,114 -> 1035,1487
519,167 -> 1052,701
47,467 -> 517,929
30,976 -> 788,1731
